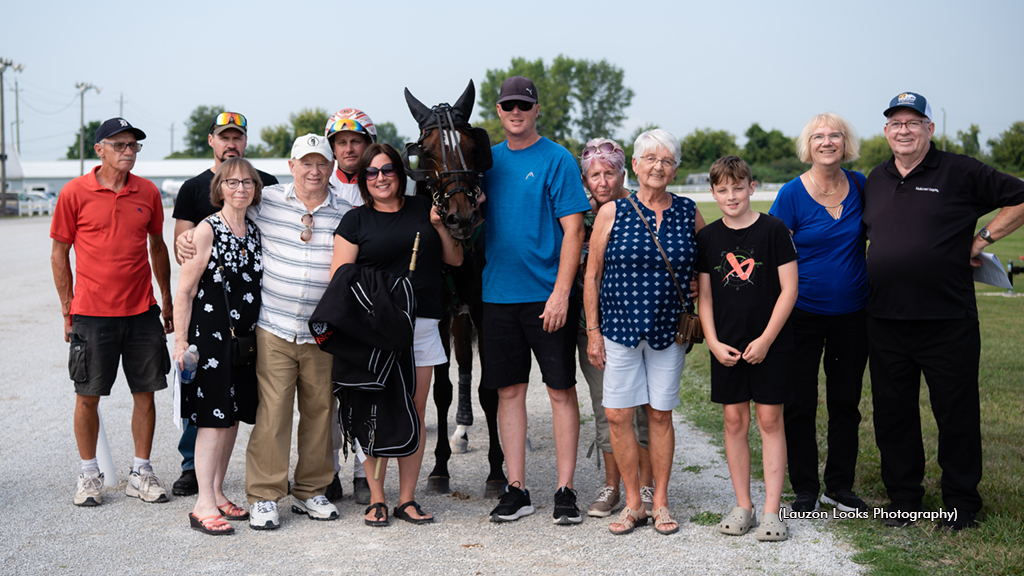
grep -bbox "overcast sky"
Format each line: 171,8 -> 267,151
3,0 -> 1022,162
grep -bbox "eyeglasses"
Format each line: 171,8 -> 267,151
582,142 -> 619,160
499,100 -> 534,112
213,112 -> 247,129
364,164 -> 396,181
222,178 -> 255,190
326,118 -> 368,138
102,140 -> 143,153
640,155 -> 676,169
810,132 -> 845,144
886,119 -> 929,131
300,212 -> 314,243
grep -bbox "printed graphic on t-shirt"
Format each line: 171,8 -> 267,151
715,249 -> 761,289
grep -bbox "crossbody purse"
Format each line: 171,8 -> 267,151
215,239 -> 257,366
625,195 -> 704,347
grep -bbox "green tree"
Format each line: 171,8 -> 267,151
65,120 -> 101,160
478,56 -> 632,149
854,134 -> 892,172
743,123 -> 795,165
679,128 -> 739,170
622,123 -> 659,179
376,121 -> 407,150
259,124 -> 293,159
179,104 -> 223,158
957,123 -> 982,157
290,107 -> 330,139
989,121 -> 1024,172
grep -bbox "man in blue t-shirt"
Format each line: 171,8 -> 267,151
481,76 -> 591,525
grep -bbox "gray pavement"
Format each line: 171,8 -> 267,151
0,210 -> 862,575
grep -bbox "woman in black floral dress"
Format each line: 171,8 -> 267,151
172,158 -> 263,535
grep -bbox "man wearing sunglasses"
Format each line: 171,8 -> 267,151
51,117 -> 174,507
177,134 -> 349,529
482,76 -> 592,525
863,92 -> 1024,531
169,111 -> 279,497
325,108 -> 376,209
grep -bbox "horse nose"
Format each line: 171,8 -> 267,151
445,213 -> 460,229
470,211 -> 480,226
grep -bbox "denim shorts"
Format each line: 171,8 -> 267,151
69,305 -> 170,396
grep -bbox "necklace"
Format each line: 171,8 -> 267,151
822,200 -> 843,220
807,172 -> 842,197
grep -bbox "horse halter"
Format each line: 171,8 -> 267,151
410,104 -> 482,222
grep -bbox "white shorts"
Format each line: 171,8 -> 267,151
414,318 -> 447,367
602,338 -> 684,411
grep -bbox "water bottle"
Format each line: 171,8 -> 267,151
181,345 -> 199,384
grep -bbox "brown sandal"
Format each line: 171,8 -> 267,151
652,506 -> 679,535
609,506 -> 648,535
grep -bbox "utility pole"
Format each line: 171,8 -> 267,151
1,58 -> 25,217
170,122 -> 174,155
119,92 -> 125,117
76,82 -> 101,176
942,108 -> 947,152
12,79 -> 22,154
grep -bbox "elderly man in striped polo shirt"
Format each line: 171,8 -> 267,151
179,133 -> 352,530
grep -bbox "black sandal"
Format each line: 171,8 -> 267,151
364,502 -> 389,527
394,501 -> 434,525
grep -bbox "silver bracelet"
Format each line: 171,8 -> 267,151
586,326 -> 600,331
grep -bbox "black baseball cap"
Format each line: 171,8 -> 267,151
497,76 -> 538,104
94,117 -> 146,144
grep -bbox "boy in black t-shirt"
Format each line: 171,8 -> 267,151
696,156 -> 798,541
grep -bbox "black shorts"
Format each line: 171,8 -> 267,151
710,349 -> 790,405
69,305 -> 170,396
481,301 -> 578,390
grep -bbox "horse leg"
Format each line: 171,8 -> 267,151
453,312 -> 475,428
426,310 -> 454,494
472,299 -> 507,498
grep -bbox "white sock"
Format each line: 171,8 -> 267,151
133,457 -> 151,473
81,458 -> 99,475
353,464 -> 366,480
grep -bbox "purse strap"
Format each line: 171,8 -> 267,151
625,195 -> 687,308
213,217 -> 240,340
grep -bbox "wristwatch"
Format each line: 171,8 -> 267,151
979,227 -> 995,244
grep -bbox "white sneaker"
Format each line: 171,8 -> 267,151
291,495 -> 339,521
74,471 -> 104,507
250,500 -> 280,530
126,467 -> 168,503
640,485 -> 655,514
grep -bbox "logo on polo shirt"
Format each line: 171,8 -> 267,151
916,187 -> 940,193
525,172 -> 535,180
898,93 -> 916,105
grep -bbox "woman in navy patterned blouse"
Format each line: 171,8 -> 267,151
583,129 -> 705,536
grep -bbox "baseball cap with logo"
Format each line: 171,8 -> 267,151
94,117 -> 146,144
883,92 -> 932,120
290,134 -> 334,162
497,76 -> 538,104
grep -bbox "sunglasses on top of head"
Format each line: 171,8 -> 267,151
500,100 -> 534,112
581,142 -> 618,160
364,164 -> 396,181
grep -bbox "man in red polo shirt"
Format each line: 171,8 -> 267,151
50,117 -> 174,507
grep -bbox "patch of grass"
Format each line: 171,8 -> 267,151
690,511 -> 723,526
681,464 -> 705,474
680,201 -> 1024,575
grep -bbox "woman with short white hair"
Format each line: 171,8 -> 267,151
584,129 -> 705,535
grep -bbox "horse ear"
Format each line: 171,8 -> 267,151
405,88 -> 434,129
453,80 -> 475,123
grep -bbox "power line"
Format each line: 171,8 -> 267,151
16,94 -> 77,115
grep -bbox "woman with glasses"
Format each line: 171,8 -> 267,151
573,138 -> 656,519
330,143 -> 462,526
768,113 -> 869,515
584,129 -> 704,535
172,158 -> 264,535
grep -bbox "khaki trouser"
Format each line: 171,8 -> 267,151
246,327 -> 335,504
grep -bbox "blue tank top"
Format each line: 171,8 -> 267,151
600,194 -> 697,350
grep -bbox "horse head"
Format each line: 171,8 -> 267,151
403,80 -> 492,242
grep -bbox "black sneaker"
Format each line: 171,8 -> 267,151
353,477 -> 371,506
791,492 -> 820,513
325,473 -> 343,502
821,488 -> 869,512
935,510 -> 978,532
489,482 -> 535,522
171,468 -> 198,496
553,486 -> 582,525
880,501 -> 924,528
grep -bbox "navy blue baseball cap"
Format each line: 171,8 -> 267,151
94,117 -> 146,144
883,92 -> 932,120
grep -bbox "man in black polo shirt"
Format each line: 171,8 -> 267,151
169,111 -> 278,495
863,92 -> 1024,531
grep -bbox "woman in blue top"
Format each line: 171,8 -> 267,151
584,129 -> 705,535
768,113 -> 869,514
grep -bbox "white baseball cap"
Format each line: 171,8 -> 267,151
290,133 -> 334,162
